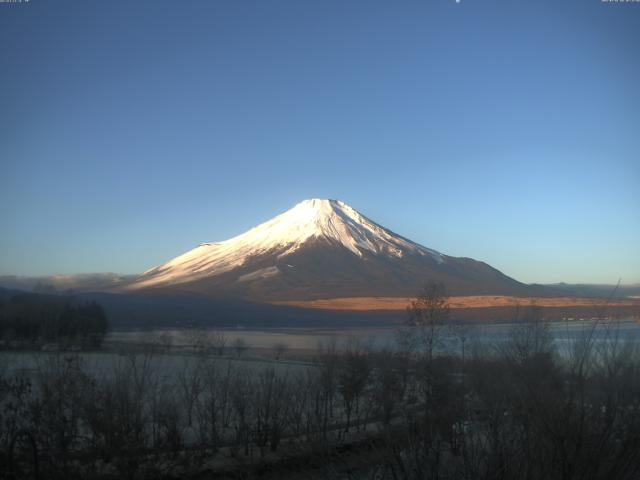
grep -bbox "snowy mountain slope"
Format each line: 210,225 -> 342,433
127,199 -> 529,300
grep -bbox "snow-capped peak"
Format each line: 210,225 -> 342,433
130,199 -> 443,289
253,198 -> 434,258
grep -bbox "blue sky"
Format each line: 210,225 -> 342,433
1,0 -> 638,284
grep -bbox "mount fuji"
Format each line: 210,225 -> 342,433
126,199 -> 529,301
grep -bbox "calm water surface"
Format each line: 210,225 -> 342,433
2,320 -> 637,377
106,318 -> 640,352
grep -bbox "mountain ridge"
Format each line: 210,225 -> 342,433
126,198 -> 531,300
3,199 -> 636,302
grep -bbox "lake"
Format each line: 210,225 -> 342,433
3,319 -> 637,377
105,318 -> 640,354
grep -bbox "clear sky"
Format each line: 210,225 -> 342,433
1,0 -> 638,284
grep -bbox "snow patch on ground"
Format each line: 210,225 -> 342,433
237,266 -> 280,283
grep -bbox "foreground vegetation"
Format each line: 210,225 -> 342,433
1,287 -> 640,479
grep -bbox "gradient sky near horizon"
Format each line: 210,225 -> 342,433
1,0 -> 639,284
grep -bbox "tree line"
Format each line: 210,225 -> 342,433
0,293 -> 108,348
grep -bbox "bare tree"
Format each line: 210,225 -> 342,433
317,339 -> 340,440
177,359 -> 204,427
287,371 -> 312,438
30,354 -> 92,478
149,331 -> 173,354
372,353 -> 406,426
181,328 -> 208,355
501,302 -> 553,365
273,341 -> 289,361
230,369 -> 252,456
83,353 -> 155,480
338,340 -> 372,432
209,330 -> 227,356
195,360 -> 222,452
252,367 -> 291,455
406,281 -> 450,361
233,337 -> 249,358
194,359 -> 237,455
448,321 -> 475,369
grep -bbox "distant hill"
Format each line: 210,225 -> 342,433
0,273 -> 133,294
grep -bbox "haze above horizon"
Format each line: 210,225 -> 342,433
1,0 -> 639,284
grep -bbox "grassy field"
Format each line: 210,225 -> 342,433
273,295 -> 640,311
